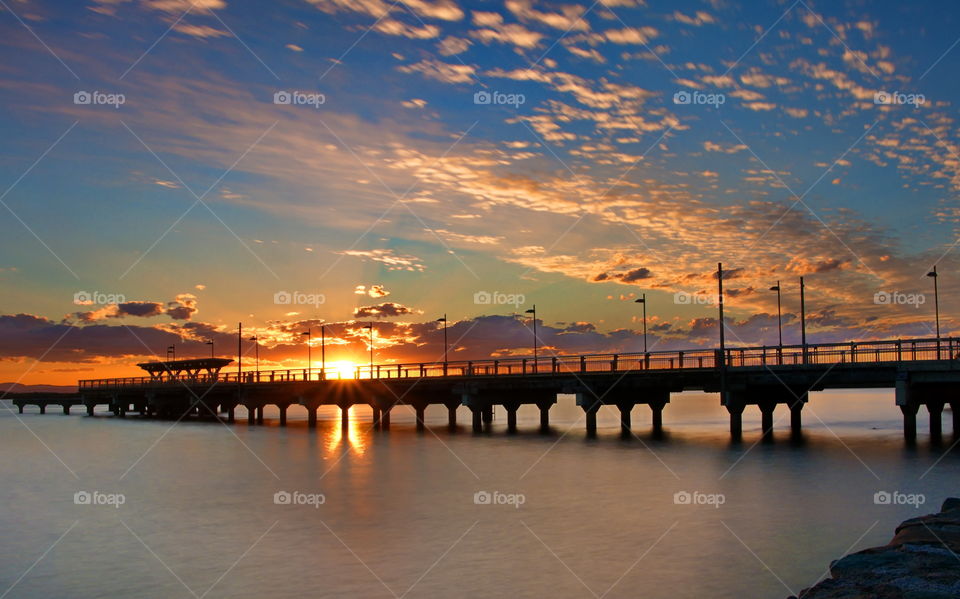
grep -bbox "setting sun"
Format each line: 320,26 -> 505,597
322,360 -> 360,379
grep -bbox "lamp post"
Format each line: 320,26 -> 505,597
717,263 -> 725,360
320,324 -> 326,379
166,345 -> 175,361
634,295 -> 647,353
205,340 -> 214,358
769,281 -> 782,348
301,329 -> 311,380
800,276 -> 807,364
237,322 -> 242,379
366,323 -> 374,377
437,315 -> 448,374
927,266 -> 941,357
524,305 -> 538,373
248,336 -> 259,378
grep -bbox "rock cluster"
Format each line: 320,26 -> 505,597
791,498 -> 960,598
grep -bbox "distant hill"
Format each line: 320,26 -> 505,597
1,382 -> 77,395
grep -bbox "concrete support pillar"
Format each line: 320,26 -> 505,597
471,407 -> 482,432
447,404 -> 457,429
341,405 -> 350,428
63,404 -> 70,415
952,403 -> 960,437
17,404 -> 23,414
415,405 -> 426,431
118,404 -> 126,417
227,406 -> 236,423
371,406 -> 381,429
481,406 -> 493,425
618,402 -> 633,436
308,407 -> 318,428
726,402 -> 745,441
901,403 -> 920,444
86,404 -> 94,416
504,402 -> 519,433
39,404 -> 46,415
256,405 -> 264,424
538,404 -> 550,432
789,402 -> 803,438
279,404 -> 288,426
247,406 -> 255,425
650,400 -> 666,437
758,401 -> 776,441
928,401 -> 944,443
381,407 -> 391,430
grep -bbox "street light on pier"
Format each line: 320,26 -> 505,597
249,336 -> 259,377
800,276 -> 807,364
166,345 -> 175,361
525,305 -> 538,373
769,282 -> 782,348
634,295 -> 647,353
301,329 -> 311,380
927,266 -> 941,354
366,323 -> 374,377
205,340 -> 214,358
320,324 -> 326,379
437,315 -> 448,373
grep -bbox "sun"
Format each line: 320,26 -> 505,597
322,360 -> 359,379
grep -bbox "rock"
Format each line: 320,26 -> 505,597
793,498 -> 960,599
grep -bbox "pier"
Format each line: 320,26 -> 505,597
13,337 -> 960,443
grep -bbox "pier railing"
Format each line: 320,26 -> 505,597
78,337 -> 959,390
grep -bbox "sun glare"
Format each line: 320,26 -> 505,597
323,360 -> 360,379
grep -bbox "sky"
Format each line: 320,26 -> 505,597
1,0 -> 959,385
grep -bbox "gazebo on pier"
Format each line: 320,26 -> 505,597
136,358 -> 234,382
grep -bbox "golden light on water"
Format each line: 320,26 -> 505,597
326,406 -> 367,455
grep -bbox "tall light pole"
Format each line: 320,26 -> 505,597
301,329 -> 311,380
717,263 -> 725,358
249,336 -> 259,378
205,340 -> 214,358
525,305 -> 538,373
237,322 -> 242,378
800,276 -> 807,364
166,345 -> 175,361
634,295 -> 647,352
320,324 -> 326,379
927,266 -> 941,357
770,281 -> 782,347
437,315 -> 448,373
366,323 -> 374,377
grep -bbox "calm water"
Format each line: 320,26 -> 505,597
1,390 -> 958,599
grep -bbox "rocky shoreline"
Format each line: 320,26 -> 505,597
791,498 -> 960,598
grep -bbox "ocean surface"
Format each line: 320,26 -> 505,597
1,390 -> 957,598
